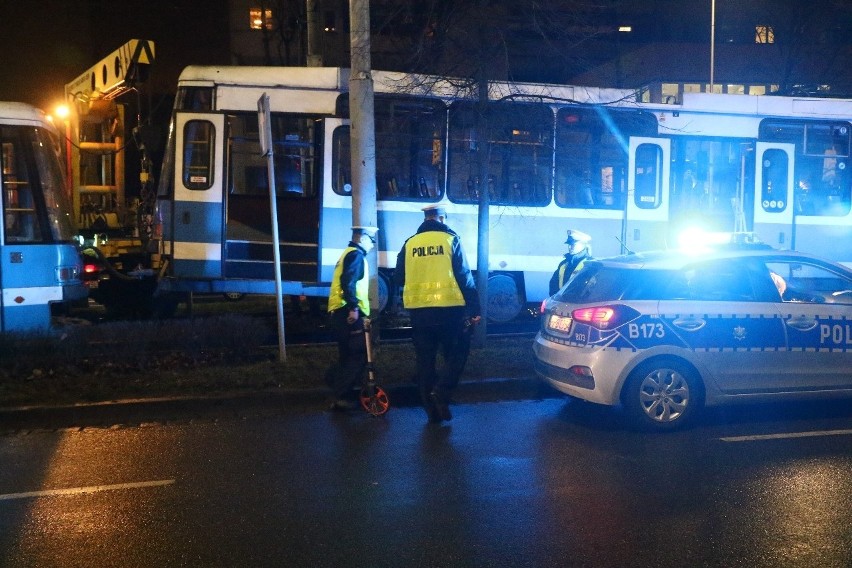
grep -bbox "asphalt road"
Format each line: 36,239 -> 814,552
1,386 -> 851,568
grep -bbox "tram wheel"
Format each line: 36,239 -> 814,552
487,273 -> 524,323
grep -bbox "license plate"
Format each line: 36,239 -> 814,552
548,314 -> 573,333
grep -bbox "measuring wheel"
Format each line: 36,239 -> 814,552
359,384 -> 390,416
359,318 -> 390,416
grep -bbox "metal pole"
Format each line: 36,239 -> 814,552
306,0 -> 323,67
349,0 -> 379,311
258,93 -> 287,362
710,0 -> 716,91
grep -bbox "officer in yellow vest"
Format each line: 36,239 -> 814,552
394,205 -> 481,423
549,229 -> 592,295
325,225 -> 378,410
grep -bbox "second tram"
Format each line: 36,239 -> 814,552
1,102 -> 86,332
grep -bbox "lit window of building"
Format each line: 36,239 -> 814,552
250,8 -> 274,30
749,85 -> 767,96
726,84 -> 745,95
755,25 -> 774,44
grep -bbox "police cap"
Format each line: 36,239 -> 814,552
422,204 -> 447,219
565,229 -> 591,244
352,226 -> 379,237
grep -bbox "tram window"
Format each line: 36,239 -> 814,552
634,143 -> 663,209
228,113 -> 317,198
555,107 -> 656,209
760,119 -> 851,216
32,128 -> 75,240
176,87 -> 214,111
447,101 -> 552,206
761,148 -> 789,212
331,126 -> 351,195
182,120 -> 215,190
669,138 -> 743,228
375,97 -> 445,200
335,95 -> 446,201
804,123 -> 850,158
1,130 -> 44,242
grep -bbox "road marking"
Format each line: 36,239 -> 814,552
0,479 -> 175,501
720,429 -> 852,442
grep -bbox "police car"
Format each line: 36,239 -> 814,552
533,235 -> 852,430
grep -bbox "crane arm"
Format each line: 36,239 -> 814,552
65,39 -> 155,103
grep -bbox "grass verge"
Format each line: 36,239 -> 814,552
0,314 -> 537,408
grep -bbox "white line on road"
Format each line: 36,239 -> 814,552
0,479 -> 175,501
720,429 -> 852,442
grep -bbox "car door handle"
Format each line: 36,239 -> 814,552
785,317 -> 818,332
672,317 -> 706,331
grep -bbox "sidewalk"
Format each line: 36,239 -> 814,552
0,376 -> 551,432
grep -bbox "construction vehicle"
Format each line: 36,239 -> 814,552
64,39 -> 166,316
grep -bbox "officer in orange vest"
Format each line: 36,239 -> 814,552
325,226 -> 378,410
394,205 -> 481,423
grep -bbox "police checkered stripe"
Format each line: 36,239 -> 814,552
690,346 -> 784,352
780,313 -> 849,321
659,312 -> 783,319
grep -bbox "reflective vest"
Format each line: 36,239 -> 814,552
327,247 -> 370,315
557,258 -> 587,290
402,231 -> 465,309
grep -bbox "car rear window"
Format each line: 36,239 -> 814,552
555,258 -> 761,303
554,264 -> 676,303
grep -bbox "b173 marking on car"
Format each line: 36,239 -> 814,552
627,322 -> 665,339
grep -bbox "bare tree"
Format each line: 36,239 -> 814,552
374,0 -> 612,342
255,0 -> 307,66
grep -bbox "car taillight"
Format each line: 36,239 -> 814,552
573,307 -> 614,324
571,304 -> 640,330
540,300 -> 547,315
84,263 -> 99,274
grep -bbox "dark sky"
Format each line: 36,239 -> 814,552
0,0 -> 230,112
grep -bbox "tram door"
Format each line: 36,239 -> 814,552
753,142 -> 795,249
171,112 -> 226,279
625,137 -> 671,253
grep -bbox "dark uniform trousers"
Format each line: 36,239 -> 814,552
412,314 -> 471,404
325,307 -> 367,399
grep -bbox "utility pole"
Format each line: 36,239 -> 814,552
306,0 -> 323,66
349,0 -> 379,311
710,0 -> 716,91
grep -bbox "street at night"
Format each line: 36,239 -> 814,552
1,1 -> 852,566
2,393 -> 850,567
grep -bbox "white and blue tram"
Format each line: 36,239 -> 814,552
0,102 -> 86,332
153,67 -> 852,321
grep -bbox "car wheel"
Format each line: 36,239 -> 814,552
622,359 -> 703,431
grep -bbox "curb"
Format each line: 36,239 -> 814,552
0,376 -> 552,431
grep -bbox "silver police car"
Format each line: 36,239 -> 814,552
533,238 -> 852,430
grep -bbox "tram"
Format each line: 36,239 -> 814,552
1,102 -> 86,332
153,67 -> 851,321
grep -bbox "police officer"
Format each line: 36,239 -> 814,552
549,229 -> 592,295
325,226 -> 378,410
394,205 -> 481,423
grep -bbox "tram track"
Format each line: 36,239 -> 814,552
61,301 -> 540,347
